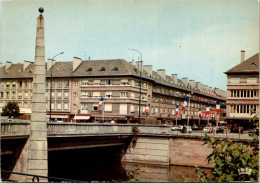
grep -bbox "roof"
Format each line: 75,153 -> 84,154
225,53 -> 259,74
0,59 -> 226,99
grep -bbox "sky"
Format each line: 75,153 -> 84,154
0,0 -> 259,91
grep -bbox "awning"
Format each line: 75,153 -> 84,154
74,115 -> 91,120
20,108 -> 31,114
46,115 -> 68,119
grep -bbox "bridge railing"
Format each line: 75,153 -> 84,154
47,123 -> 172,136
1,122 -> 30,137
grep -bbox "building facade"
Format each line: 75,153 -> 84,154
1,57 -> 226,126
225,51 -> 259,131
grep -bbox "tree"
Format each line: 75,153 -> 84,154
1,101 -> 20,118
196,134 -> 259,182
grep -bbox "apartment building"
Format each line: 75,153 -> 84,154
0,57 -> 226,126
225,51 -> 259,131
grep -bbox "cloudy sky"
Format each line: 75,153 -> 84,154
0,0 -> 259,91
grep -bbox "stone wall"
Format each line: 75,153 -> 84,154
122,137 -> 170,165
169,137 -> 212,168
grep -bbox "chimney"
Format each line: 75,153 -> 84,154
143,65 -> 152,76
189,80 -> 195,88
73,57 -> 82,71
195,82 -> 202,90
6,61 -> 12,72
182,77 -> 188,86
157,69 -> 166,80
171,74 -> 178,84
24,60 -> 32,71
129,60 -> 135,66
241,50 -> 245,63
135,61 -> 143,72
47,59 -> 56,71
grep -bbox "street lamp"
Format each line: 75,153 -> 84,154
187,92 -> 193,126
128,48 -> 142,124
49,52 -> 64,122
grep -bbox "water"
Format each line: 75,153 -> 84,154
48,146 -> 210,182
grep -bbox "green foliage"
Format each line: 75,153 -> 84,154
196,134 -> 259,182
126,164 -> 141,182
1,101 -> 20,118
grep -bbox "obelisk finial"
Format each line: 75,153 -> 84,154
39,7 -> 44,13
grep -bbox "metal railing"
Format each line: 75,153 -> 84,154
1,170 -> 84,183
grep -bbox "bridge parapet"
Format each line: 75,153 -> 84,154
1,122 -> 30,137
47,123 -> 171,136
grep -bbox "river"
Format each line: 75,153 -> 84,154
48,146 -> 210,182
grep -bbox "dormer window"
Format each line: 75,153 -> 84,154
69,68 -> 73,72
100,67 -> 105,71
17,70 -> 21,74
55,69 -> 59,72
251,62 -> 256,66
28,70 -> 33,73
112,67 -> 118,71
87,68 -> 92,71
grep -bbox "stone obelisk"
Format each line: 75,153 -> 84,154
27,7 -> 48,181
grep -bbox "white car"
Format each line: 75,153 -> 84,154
203,127 -> 212,133
186,126 -> 192,133
172,126 -> 181,131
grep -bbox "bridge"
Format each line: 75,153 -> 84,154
1,122 -> 253,182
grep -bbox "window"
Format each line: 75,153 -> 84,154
230,77 -> 240,84
93,105 -> 98,111
25,81 -> 29,87
93,92 -> 100,97
57,92 -> 62,98
51,92 -> 55,98
64,103 -> 69,110
86,68 -> 92,71
12,83 -> 16,88
106,80 -> 112,85
247,77 -> 257,84
24,102 -> 28,107
18,102 -> 21,107
105,104 -> 112,111
24,92 -> 28,98
93,80 -> 100,85
121,79 -> 129,85
57,103 -> 61,110
65,80 -> 69,87
51,103 -> 54,110
64,91 -> 69,98
112,67 -> 118,71
121,92 -> 128,98
119,104 -> 127,114
0,92 -> 3,98
58,80 -> 62,87
100,67 -> 105,71
81,80 -> 88,86
12,92 -> 16,98
19,81 -> 22,87
6,84 -> 10,88
74,81 -> 78,86
52,81 -> 55,87
81,103 -> 88,113
105,91 -> 112,98
155,107 -> 158,113
130,105 -> 134,112
81,91 -> 89,98
45,81 -> 48,87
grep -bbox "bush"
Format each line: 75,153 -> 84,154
1,101 -> 20,118
196,134 -> 259,182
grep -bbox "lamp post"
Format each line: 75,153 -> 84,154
49,52 -> 64,122
128,48 -> 142,124
187,92 -> 193,126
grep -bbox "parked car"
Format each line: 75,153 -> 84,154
172,125 -> 182,131
202,127 -> 212,133
248,128 -> 259,136
217,126 -> 227,133
182,126 -> 192,133
186,126 -> 192,133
